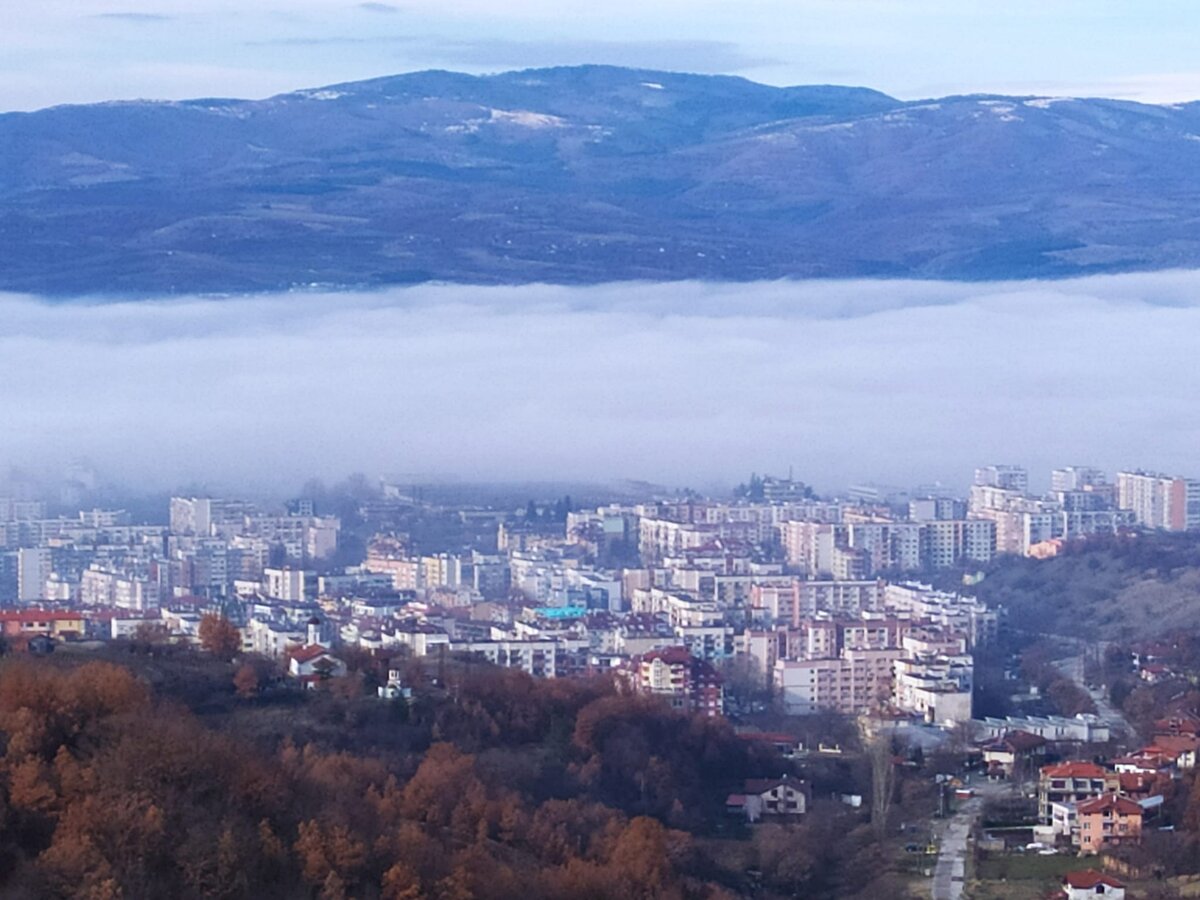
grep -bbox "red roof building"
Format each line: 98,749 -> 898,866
1076,794 -> 1143,854
1038,762 -> 1118,822
1062,870 -> 1125,899
629,647 -> 724,717
0,610 -> 85,639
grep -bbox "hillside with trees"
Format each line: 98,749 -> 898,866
969,532 -> 1200,642
0,650 -> 915,899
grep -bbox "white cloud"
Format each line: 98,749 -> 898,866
2,272 -> 1200,494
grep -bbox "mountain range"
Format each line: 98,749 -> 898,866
3,65 -> 1200,295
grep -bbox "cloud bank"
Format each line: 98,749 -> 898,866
4,271 -> 1200,494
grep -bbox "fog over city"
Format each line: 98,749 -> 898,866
6,270 -> 1200,493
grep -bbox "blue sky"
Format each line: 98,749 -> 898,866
3,1 -> 1200,110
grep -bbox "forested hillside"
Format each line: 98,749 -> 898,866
0,651 -> 903,899
971,533 -> 1200,641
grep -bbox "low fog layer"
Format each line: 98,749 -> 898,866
4,271 -> 1200,493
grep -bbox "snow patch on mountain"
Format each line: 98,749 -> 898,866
488,108 -> 566,128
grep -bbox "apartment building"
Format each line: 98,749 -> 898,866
774,646 -> 902,716
1117,470 -> 1200,531
1038,762 -> 1120,822
630,647 -> 724,716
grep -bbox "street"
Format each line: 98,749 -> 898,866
931,780 -> 1009,900
931,796 -> 977,900
1054,651 -> 1135,742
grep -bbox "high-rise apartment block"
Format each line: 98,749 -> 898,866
1116,471 -> 1200,532
974,465 -> 1028,492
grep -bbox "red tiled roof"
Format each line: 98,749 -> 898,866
1041,761 -> 1108,779
0,610 -> 84,622
1155,715 -> 1200,736
1077,794 -> 1142,816
1117,772 -> 1154,793
289,644 -> 333,664
1063,870 -> 1124,889
1149,734 -> 1200,755
641,646 -> 695,665
1113,752 -> 1166,769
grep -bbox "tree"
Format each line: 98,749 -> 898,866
233,664 -> 260,699
868,734 -> 895,838
198,614 -> 241,661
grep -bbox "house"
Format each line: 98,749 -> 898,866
1050,800 -> 1078,842
288,645 -> 347,688
1138,662 -> 1172,684
0,610 -> 85,640
1076,794 -> 1143,854
726,775 -> 808,823
1112,750 -> 1169,775
1154,715 -> 1200,737
1062,871 -> 1125,899
1116,771 -> 1157,800
1038,762 -> 1118,822
980,730 -> 1047,779
1145,734 -> 1199,770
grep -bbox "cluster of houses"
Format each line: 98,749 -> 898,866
976,715 -> 1200,859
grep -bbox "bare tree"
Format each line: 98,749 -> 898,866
869,733 -> 895,839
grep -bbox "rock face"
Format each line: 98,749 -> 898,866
3,65 -> 1200,294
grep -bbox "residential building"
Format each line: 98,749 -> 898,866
976,714 -> 1110,745
893,652 -> 973,725
726,775 -> 808,823
264,567 -> 308,602
17,547 -> 51,602
975,465 -> 1028,492
1038,762 -> 1119,822
1051,467 -> 1107,493
0,610 -> 85,640
774,647 -> 901,716
1061,871 -> 1125,900
1076,794 -> 1143,854
980,731 -> 1047,779
288,645 -> 347,688
1117,470 -> 1200,531
629,647 -> 724,717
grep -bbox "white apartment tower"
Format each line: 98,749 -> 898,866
973,465 -> 1028,493
17,547 -> 51,602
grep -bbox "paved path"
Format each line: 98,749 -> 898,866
1054,651 -> 1135,743
931,779 -> 1012,900
931,795 -> 978,900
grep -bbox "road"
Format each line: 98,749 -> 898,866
931,780 -> 1009,900
931,795 -> 977,900
1055,651 -> 1135,743
930,640 -> 1134,900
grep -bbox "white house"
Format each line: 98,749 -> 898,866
288,645 -> 347,688
726,775 -> 808,823
1062,871 -> 1124,899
